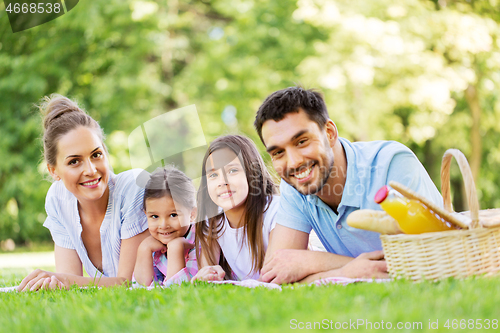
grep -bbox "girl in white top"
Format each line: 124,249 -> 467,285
192,135 -> 279,281
18,95 -> 149,291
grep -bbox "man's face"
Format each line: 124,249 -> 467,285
261,109 -> 335,196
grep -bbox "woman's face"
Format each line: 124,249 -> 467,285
48,126 -> 110,205
205,149 -> 249,213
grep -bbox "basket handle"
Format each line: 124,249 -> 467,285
440,149 -> 480,229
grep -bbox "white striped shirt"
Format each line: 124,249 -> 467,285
43,169 -> 148,278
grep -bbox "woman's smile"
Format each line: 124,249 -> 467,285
48,127 -> 110,205
80,177 -> 102,188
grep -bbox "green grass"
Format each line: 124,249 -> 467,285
0,241 -> 54,254
1,269 -> 499,333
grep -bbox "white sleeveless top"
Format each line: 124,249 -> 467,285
217,196 -> 280,280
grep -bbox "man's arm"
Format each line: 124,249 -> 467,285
260,224 -> 354,284
298,250 -> 388,283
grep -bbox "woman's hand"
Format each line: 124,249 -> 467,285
40,276 -> 67,290
17,269 -> 70,292
191,265 -> 225,282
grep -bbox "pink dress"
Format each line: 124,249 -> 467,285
151,226 -> 198,287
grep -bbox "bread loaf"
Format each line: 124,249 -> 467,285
347,209 -> 403,235
452,208 -> 500,228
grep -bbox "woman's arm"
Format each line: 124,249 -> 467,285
18,245 -> 83,291
18,230 -> 150,291
55,245 -> 83,275
118,229 -> 150,281
17,246 -> 80,291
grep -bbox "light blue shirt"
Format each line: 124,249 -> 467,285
43,169 -> 148,278
276,138 -> 442,257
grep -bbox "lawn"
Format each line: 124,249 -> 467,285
1,268 -> 499,333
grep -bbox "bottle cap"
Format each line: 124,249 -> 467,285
374,185 -> 389,204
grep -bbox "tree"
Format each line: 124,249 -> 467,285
292,0 -> 500,210
2,0 -> 500,244
0,0 -> 168,243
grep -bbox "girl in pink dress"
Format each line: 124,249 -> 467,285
134,166 -> 198,287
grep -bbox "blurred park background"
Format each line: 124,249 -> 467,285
0,0 -> 499,248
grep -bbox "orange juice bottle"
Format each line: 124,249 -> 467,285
374,186 -> 454,234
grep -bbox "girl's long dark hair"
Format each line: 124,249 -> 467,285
195,135 -> 277,279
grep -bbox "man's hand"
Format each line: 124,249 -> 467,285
339,250 -> 388,279
260,249 -> 312,284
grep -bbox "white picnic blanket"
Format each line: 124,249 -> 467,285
312,277 -> 391,286
2,277 -> 391,292
0,286 -> 18,292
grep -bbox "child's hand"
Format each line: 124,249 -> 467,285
166,237 -> 195,251
191,265 -> 225,282
140,235 -> 167,254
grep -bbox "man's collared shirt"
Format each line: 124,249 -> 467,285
276,137 -> 442,257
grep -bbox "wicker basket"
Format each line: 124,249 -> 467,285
380,149 -> 500,281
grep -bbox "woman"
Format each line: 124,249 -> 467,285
18,95 -> 149,291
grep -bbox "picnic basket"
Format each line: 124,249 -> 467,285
380,149 -> 500,281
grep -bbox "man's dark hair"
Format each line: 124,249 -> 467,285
254,86 -> 329,144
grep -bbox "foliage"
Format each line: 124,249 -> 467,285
0,0 -> 325,243
1,0 -> 500,243
289,0 -> 500,210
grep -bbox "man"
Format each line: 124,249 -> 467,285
255,87 -> 442,284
